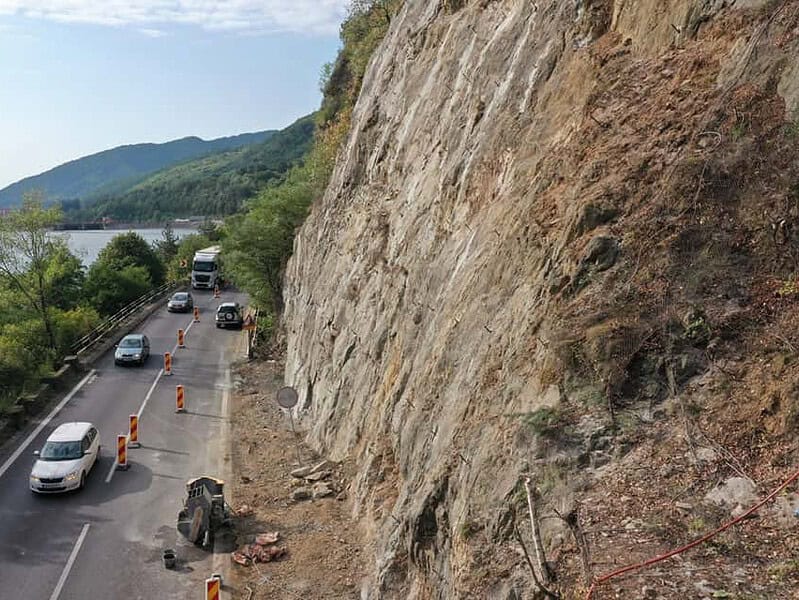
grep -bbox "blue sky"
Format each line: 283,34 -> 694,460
0,1 -> 349,188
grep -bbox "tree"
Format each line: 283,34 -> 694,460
198,218 -> 222,242
95,231 -> 165,286
83,263 -> 151,315
223,166 -> 312,313
0,193 -> 68,349
153,223 -> 179,263
45,241 -> 85,310
166,233 -> 212,282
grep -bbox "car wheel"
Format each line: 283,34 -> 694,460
79,472 -> 85,490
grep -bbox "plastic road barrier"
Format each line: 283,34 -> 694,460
128,414 -> 139,448
176,385 -> 185,413
205,576 -> 221,600
116,434 -> 128,470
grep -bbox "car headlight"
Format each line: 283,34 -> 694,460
133,353 -> 142,359
65,471 -> 80,482
30,475 -> 40,482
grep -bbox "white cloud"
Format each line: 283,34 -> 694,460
138,27 -> 166,37
0,1 -> 350,35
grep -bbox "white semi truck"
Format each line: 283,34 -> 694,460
191,245 -> 222,290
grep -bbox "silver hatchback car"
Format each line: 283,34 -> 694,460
114,333 -> 150,366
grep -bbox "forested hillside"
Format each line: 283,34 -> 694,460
72,115 -> 315,222
0,131 -> 273,207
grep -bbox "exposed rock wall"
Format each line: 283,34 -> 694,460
284,0 -> 799,597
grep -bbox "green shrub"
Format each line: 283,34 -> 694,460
523,406 -> 565,437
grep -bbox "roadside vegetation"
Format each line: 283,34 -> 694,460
0,194 -> 217,412
223,0 -> 402,315
0,0 -> 399,412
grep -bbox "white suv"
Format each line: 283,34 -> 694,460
30,422 -> 100,493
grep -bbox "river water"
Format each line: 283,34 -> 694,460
52,228 -> 198,267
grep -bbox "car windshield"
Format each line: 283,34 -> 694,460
218,306 -> 237,314
193,260 -> 216,272
39,441 -> 82,461
120,338 -> 142,348
172,293 -> 188,301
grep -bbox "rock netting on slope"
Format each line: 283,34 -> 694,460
284,0 -> 799,597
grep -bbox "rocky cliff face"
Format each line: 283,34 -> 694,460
284,0 -> 799,597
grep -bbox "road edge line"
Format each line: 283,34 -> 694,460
0,369 -> 97,480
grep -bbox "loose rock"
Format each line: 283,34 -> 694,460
292,487 -> 312,501
304,470 -> 331,482
291,466 -> 313,478
312,482 -> 334,499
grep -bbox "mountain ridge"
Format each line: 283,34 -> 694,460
0,130 -> 276,207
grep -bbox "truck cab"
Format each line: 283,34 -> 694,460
191,246 -> 222,290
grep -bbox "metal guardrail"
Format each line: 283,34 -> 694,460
70,281 -> 180,355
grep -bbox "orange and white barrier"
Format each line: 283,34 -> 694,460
176,385 -> 185,413
205,576 -> 221,600
164,352 -> 172,375
193,306 -> 200,322
213,285 -> 220,298
177,328 -> 185,348
116,434 -> 128,470
128,414 -> 139,448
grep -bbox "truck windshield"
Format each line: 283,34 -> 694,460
193,260 -> 216,272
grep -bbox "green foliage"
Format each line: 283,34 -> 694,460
83,263 -> 151,316
459,520 -> 481,540
166,233 -> 213,282
0,193 -> 70,349
70,116 -> 314,222
223,166 -> 314,312
153,223 -> 180,263
767,559 -> 799,582
93,231 -> 165,286
45,240 -> 86,309
198,218 -> 222,242
682,307 -> 711,346
777,279 -> 799,297
522,406 -> 565,437
225,0 -> 400,315
51,306 -> 100,355
0,317 -> 53,402
0,130 -> 274,208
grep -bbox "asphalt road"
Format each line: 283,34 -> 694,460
0,288 -> 246,599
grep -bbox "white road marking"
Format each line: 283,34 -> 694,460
49,523 -> 90,600
0,369 -> 96,481
105,314 -> 197,483
137,369 -> 165,420
171,317 -> 196,355
106,367 -> 164,484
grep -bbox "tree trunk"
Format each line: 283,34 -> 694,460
524,477 -> 554,584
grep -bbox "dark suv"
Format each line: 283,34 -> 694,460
215,303 -> 243,329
